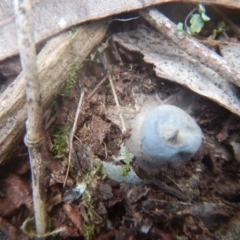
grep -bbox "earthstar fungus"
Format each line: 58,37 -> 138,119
140,105 -> 202,169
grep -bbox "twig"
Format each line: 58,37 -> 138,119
149,180 -> 188,201
139,8 -> 240,88
108,75 -> 127,133
87,73 -> 109,100
110,39 -> 124,65
14,0 -> 47,237
136,166 -> 188,201
95,48 -> 127,133
184,7 -> 197,31
63,91 -> 85,187
197,38 -> 240,47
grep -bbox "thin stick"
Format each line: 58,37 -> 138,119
184,7 -> 197,31
108,75 -> 127,133
149,180 -> 188,201
14,0 -> 46,237
139,9 -> 240,88
94,49 -> 127,133
87,73 -> 109,100
64,91 -> 85,187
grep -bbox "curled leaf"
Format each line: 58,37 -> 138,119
198,4 -> 206,14
201,12 -> 210,22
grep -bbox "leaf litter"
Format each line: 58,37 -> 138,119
1,4 -> 240,240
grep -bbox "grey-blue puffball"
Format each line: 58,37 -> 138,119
141,105 -> 202,165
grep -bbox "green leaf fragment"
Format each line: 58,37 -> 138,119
201,12 -> 210,22
198,4 -> 206,14
119,144 -> 133,177
217,21 -> 226,32
177,22 -> 185,36
177,22 -> 184,31
189,14 -> 204,34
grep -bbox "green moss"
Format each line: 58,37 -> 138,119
80,160 -> 102,239
120,156 -> 131,176
120,145 -> 133,177
63,61 -> 79,95
51,125 -> 70,158
63,27 -> 81,95
82,224 -> 95,240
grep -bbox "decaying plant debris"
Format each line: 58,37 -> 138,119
1,2 -> 240,240
0,20 -> 109,163
113,26 -> 240,116
1,0 -> 240,62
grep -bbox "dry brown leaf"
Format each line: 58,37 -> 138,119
0,174 -> 32,216
90,115 -> 110,144
63,204 -> 83,229
113,27 -> 240,117
1,0 -> 240,61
